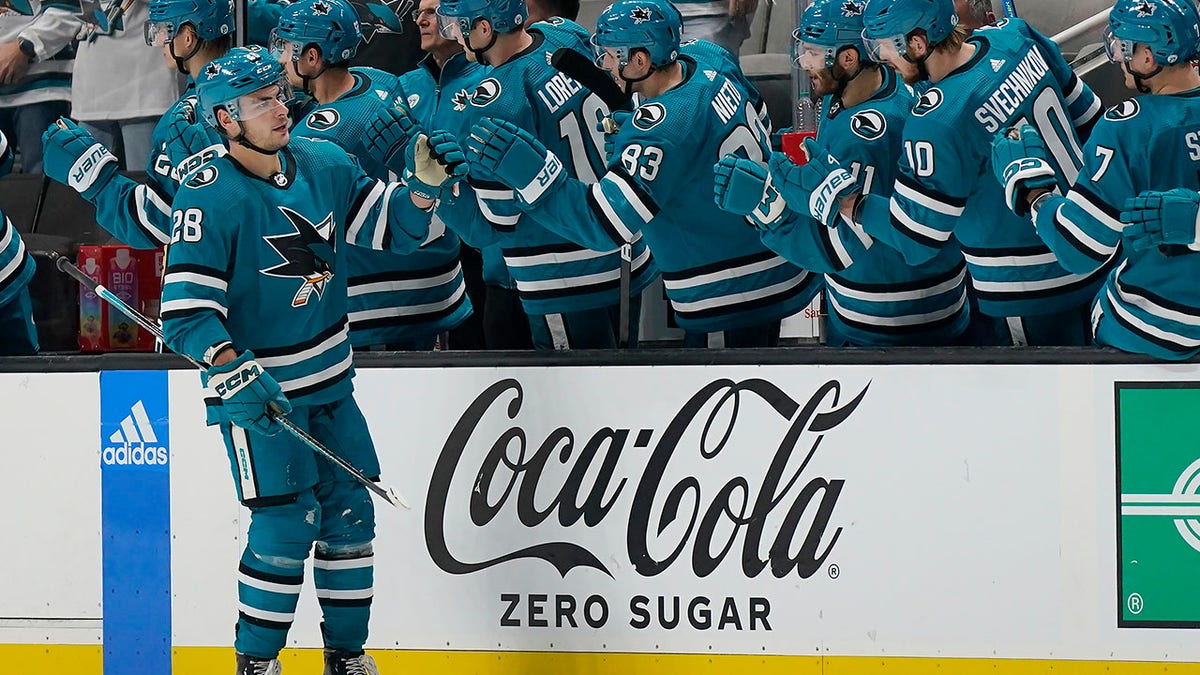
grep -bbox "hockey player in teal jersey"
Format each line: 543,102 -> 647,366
272,0 -> 472,350
40,0 -> 233,252
464,0 -> 819,347
713,0 -> 970,346
426,0 -> 658,349
400,0 -> 536,348
161,48 -> 460,675
826,0 -> 1108,346
0,130 -> 37,355
997,0 -> 1200,360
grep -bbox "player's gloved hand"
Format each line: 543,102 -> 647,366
713,155 -> 785,229
159,98 -> 223,183
206,350 -> 292,436
769,141 -> 858,228
41,117 -> 118,201
1121,188 -> 1200,251
466,117 -> 564,206
405,130 -> 467,201
365,105 -> 421,176
991,124 -> 1059,217
597,110 -> 631,162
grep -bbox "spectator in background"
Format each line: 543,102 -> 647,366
0,0 -> 81,172
72,1 -> 181,171
954,0 -> 996,32
673,0 -> 757,59
526,0 -> 578,21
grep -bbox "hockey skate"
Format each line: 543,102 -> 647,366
236,652 -> 282,675
322,648 -> 379,675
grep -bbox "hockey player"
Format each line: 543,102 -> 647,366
40,0 -> 233,250
272,0 -> 472,350
827,0 -> 1108,345
464,0 -> 820,347
0,130 -> 37,355
997,0 -> 1200,359
713,0 -> 970,346
161,47 -> 460,675
423,0 -> 658,350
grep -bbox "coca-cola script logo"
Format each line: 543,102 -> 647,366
425,378 -> 868,580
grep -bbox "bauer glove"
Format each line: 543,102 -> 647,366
770,141 -> 858,229
207,350 -> 291,436
1121,188 -> 1200,251
466,117 -> 564,206
42,117 -> 118,201
713,155 -> 786,229
991,124 -> 1059,217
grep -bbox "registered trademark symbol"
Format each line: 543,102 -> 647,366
1127,593 -> 1144,615
828,563 -> 840,579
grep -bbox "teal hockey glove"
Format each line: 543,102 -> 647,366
713,155 -> 785,228
41,117 -> 118,201
405,130 -> 467,201
206,350 -> 292,436
1121,188 -> 1200,251
597,110 -> 631,162
991,124 -> 1059,217
769,141 -> 857,228
466,117 -> 564,206
365,105 -> 421,176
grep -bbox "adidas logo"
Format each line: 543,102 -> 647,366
704,69 -> 717,81
991,58 -> 1006,72
102,400 -> 168,466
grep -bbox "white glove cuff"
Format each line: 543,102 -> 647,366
68,143 -> 117,193
515,150 -> 564,204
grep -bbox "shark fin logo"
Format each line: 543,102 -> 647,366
470,78 -> 503,107
261,208 -> 337,307
849,109 -> 887,141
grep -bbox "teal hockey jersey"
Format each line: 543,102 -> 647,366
161,137 -> 438,424
759,67 -> 969,345
292,67 -> 471,348
437,23 -> 658,317
1034,90 -> 1200,359
854,18 -> 1107,318
512,56 -> 820,332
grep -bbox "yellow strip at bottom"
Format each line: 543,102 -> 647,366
6,644 -> 1200,674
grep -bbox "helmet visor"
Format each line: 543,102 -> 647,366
228,80 -> 295,122
862,30 -> 906,62
435,8 -> 467,40
267,28 -> 298,62
795,41 -> 832,70
1104,28 -> 1133,63
144,19 -> 175,47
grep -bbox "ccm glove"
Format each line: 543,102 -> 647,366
41,117 -> 118,201
1121,188 -> 1200,251
713,155 -> 785,228
405,130 -> 467,201
991,124 -> 1059,217
466,117 -> 564,206
206,350 -> 292,436
365,105 -> 421,176
769,141 -> 857,228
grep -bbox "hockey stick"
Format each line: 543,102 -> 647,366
49,251 -> 411,510
1000,0 -> 1017,18
548,47 -> 634,347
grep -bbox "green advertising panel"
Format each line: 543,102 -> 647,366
1117,383 -> 1200,628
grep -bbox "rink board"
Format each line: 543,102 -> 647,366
3,362 -> 1200,672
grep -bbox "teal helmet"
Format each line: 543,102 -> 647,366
794,0 -> 871,69
197,46 -> 292,129
436,0 -> 527,42
861,0 -> 958,61
271,0 -> 363,66
1105,0 -> 1200,66
144,0 -> 235,45
591,0 -> 681,69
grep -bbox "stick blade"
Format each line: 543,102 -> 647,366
386,485 -> 411,510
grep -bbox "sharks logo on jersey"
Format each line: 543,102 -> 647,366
306,109 -> 341,131
452,89 -> 470,112
850,109 -> 887,140
913,88 -> 944,117
470,78 -> 503,107
186,166 -> 219,188
1105,99 -> 1141,122
407,93 -> 420,109
261,207 -> 337,308
632,103 -> 667,130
